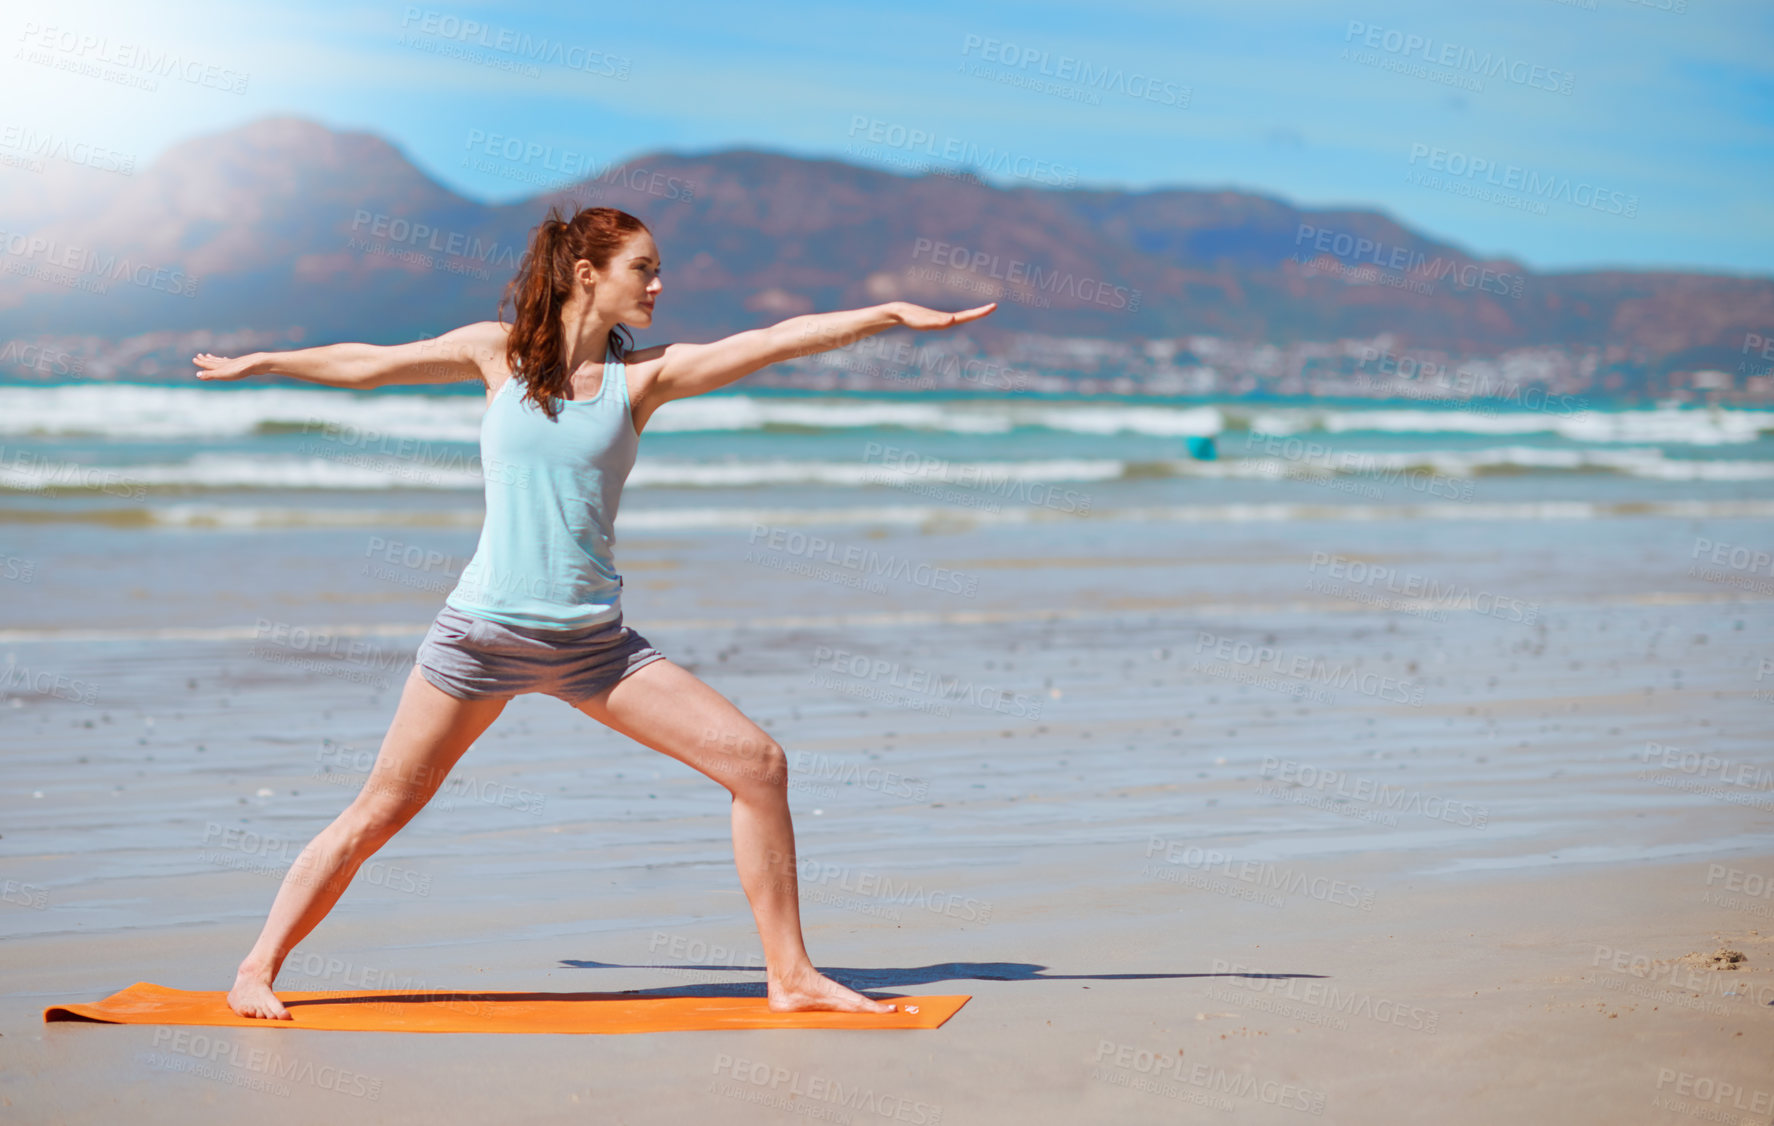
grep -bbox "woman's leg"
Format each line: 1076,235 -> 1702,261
576,658 -> 895,1014
228,667 -> 510,1018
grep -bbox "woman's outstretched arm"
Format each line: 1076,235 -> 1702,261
638,300 -> 995,405
191,321 -> 504,389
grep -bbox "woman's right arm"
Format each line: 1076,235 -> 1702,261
192,321 -> 504,389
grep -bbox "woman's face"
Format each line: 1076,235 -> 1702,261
591,230 -> 662,328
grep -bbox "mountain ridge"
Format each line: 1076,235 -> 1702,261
0,115 -> 1767,388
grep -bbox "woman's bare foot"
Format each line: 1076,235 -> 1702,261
228,963 -> 292,1020
767,967 -> 897,1014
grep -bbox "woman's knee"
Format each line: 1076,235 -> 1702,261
711,732 -> 789,797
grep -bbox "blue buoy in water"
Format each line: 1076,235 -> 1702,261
1185,435 -> 1218,461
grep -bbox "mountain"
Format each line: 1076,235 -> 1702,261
1,115 -> 1768,382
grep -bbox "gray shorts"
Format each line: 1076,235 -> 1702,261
414,604 -> 667,707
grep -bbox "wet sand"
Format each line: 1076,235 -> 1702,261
3,511 -> 1772,1123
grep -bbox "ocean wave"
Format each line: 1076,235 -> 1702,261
0,453 -> 1136,492
1199,445 -> 1774,482
0,384 -> 1224,440
4,444 -> 1768,494
0,452 -> 481,492
7,498 -> 1774,530
652,396 -> 1015,434
631,457 -> 1129,488
19,384 -> 1771,445
1247,406 -> 1774,445
1030,404 -> 1224,437
0,384 -> 486,441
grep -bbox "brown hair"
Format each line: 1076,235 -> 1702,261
498,203 -> 651,421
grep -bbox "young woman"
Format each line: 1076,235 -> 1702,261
193,204 -> 994,1019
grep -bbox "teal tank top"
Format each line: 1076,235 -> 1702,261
444,356 -> 638,630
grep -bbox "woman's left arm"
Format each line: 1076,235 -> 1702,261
641,301 -> 994,405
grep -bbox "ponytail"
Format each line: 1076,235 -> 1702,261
498,204 -> 649,421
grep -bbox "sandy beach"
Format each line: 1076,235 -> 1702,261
4,0 -> 1772,1115
4,500 -> 1771,1124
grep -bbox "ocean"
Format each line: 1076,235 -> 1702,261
1,380 -> 1771,635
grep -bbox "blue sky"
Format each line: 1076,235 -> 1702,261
6,0 -> 1771,274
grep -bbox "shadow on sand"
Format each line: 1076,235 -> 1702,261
556,959 -> 1327,998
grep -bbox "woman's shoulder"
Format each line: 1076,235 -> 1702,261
445,319 -> 511,348
460,320 -> 515,399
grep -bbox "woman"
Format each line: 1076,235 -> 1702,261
193,203 -> 994,1018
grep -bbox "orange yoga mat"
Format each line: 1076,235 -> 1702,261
44,982 -> 970,1034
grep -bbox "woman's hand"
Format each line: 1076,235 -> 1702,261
192,353 -> 262,381
889,302 -> 997,331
